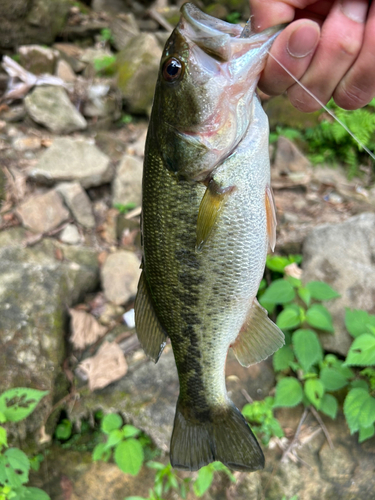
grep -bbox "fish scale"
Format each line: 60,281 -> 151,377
135,3 -> 285,472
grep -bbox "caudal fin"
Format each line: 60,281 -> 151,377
170,399 -> 264,472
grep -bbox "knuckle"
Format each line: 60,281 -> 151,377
334,83 -> 372,110
335,33 -> 362,58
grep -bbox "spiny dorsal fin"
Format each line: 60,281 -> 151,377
265,185 -> 277,252
134,271 -> 167,363
231,299 -> 284,367
196,180 -> 234,252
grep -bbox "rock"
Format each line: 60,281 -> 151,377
16,189 -> 70,233
29,137 -> 113,188
0,227 -> 99,445
101,250 -> 141,305
274,136 -> 311,173
83,83 -> 121,120
110,13 -> 140,51
56,59 -> 76,83
0,0 -> 69,51
59,224 -> 81,244
302,213 -> 375,356
112,154 -> 143,207
117,33 -> 162,114
18,45 -> 59,75
12,135 -> 42,151
53,43 -> 86,73
56,182 -> 96,229
25,86 -> 87,134
319,443 -> 357,484
126,127 -> 147,157
0,105 -> 27,122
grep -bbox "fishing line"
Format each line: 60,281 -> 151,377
266,50 -> 375,163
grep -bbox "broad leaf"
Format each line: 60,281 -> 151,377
304,379 -> 324,409
345,308 -> 375,338
266,255 -> 291,273
55,419 -> 72,440
298,287 -> 311,306
344,388 -> 375,434
345,334 -> 375,366
276,305 -> 301,331
273,378 -> 303,408
260,279 -> 295,305
92,443 -> 110,462
320,367 -> 349,391
306,304 -> 334,332
0,388 -> 48,423
273,346 -> 294,371
4,448 -> 30,486
17,487 -> 51,500
0,426 -> 7,448
122,425 -> 140,438
105,429 -> 124,449
114,439 -> 144,476
320,394 -> 338,419
293,329 -> 322,372
193,465 -> 214,497
101,413 -> 122,434
359,424 -> 375,443
305,281 -> 340,301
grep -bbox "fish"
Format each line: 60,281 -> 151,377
134,2 -> 285,472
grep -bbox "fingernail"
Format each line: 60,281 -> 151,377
341,0 -> 368,23
287,22 -> 320,58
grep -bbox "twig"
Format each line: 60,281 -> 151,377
125,206 -> 141,219
23,219 -> 73,247
281,407 -> 308,462
147,8 -> 174,31
240,388 -> 254,404
309,405 -> 334,450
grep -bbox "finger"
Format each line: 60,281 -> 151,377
333,0 -> 375,109
287,0 -> 368,112
250,0 -> 304,31
258,20 -> 320,95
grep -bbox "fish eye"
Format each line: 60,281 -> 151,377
162,57 -> 184,83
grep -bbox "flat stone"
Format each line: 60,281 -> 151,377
18,45 -> 59,75
25,86 -> 87,134
28,137 -> 113,189
302,213 -> 375,356
101,250 -> 141,305
274,135 -> 311,173
110,13 -> 140,51
56,59 -> 76,83
12,135 -> 42,151
56,182 -> 96,228
16,189 -> 70,233
59,224 -> 81,245
112,154 -> 142,207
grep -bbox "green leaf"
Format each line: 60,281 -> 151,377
0,411 -> 5,424
266,255 -> 291,273
345,308 -> 375,338
359,424 -> 375,443
92,443 -> 110,462
114,439 -> 144,476
350,379 -> 369,391
345,334 -> 375,366
18,487 -> 51,500
105,429 -> 123,449
292,329 -> 323,372
260,279 -> 295,305
193,465 -> 214,497
344,388 -> 375,433
4,448 -> 30,486
306,304 -> 334,332
273,378 -> 303,408
273,346 -> 294,371
146,461 -> 165,470
298,287 -> 311,306
304,379 -> 324,409
122,425 -> 140,438
101,413 -> 122,434
305,281 -> 340,301
320,394 -> 338,419
320,367 -> 349,391
55,419 -> 72,440
276,305 -> 301,330
0,426 -> 7,448
0,388 -> 48,423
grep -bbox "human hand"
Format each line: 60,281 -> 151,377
250,0 -> 375,111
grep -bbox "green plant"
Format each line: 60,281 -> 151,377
99,28 -> 114,45
93,55 -> 117,76
226,11 -> 242,23
242,396 -> 284,445
0,388 -> 50,500
114,202 -> 137,214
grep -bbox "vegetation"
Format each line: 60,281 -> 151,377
0,388 -> 50,500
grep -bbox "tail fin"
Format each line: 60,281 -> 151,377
170,399 -> 264,472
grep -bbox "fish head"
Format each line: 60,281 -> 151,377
151,3 -> 282,181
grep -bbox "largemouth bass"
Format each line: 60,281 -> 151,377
135,3 -> 284,472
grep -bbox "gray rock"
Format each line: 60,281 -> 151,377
56,59 -> 76,83
110,13 -> 140,51
83,83 -> 121,120
101,250 -> 141,305
25,86 -> 87,134
0,227 -> 99,445
56,182 -> 96,229
274,135 -> 311,173
112,154 -> 143,207
16,189 -> 70,233
29,137 -> 113,188
302,213 -> 375,356
117,33 -> 162,114
59,224 -> 81,244
18,45 -> 59,75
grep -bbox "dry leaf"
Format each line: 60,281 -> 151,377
69,308 -> 107,350
38,425 -> 52,444
78,341 -> 127,391
284,262 -> 303,280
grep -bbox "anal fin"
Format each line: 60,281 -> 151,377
265,185 -> 277,252
231,299 -> 284,367
134,271 -> 167,363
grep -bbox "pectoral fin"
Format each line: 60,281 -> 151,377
265,185 -> 277,252
134,271 -> 167,363
196,180 -> 234,252
231,299 -> 284,367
